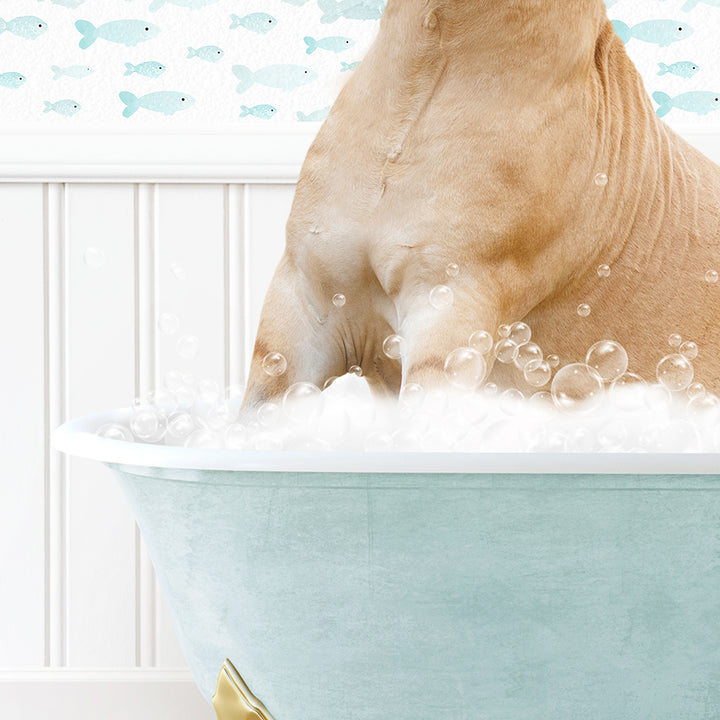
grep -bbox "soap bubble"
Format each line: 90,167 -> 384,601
577,304 -> 591,317
597,264 -> 611,278
205,402 -> 236,431
130,406 -> 166,441
445,262 -> 459,277
192,392 -> 222,427
508,322 -> 531,346
97,423 -> 133,441
323,376 -> 338,390
686,382 -> 705,401
468,330 -> 493,355
283,382 -> 323,423
483,382 -> 498,396
598,422 -> 627,450
500,388 -> 525,416
523,359 -> 552,387
224,423 -> 247,449
687,393 -> 720,418
185,429 -> 219,449
349,364 -> 363,376
514,342 -> 542,370
566,427 -> 597,453
594,172 -> 608,187
547,354 -> 560,368
143,389 -> 177,415
332,293 -> 346,307
176,334 -> 199,359
364,430 -> 393,452
609,372 -> 646,410
225,383 -> 245,400
382,334 -> 406,360
262,352 -> 287,377
585,340 -> 628,383
392,428 -> 423,451
497,324 -> 511,338
494,339 -> 518,364
157,313 -> 180,335
429,285 -> 454,309
668,333 -> 682,347
528,390 -> 553,410
443,347 -> 486,390
656,354 -> 694,392
644,383 -> 672,412
166,412 -> 194,439
399,383 -> 425,410
257,402 -> 281,428
251,432 -> 284,451
170,261 -> 186,280
705,270 -> 718,284
551,363 -> 604,413
680,341 -> 698,360
83,247 -> 105,268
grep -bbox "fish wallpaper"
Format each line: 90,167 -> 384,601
0,0 -> 718,129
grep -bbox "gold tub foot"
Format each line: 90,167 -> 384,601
212,659 -> 276,720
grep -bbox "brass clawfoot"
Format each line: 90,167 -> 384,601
212,659 -> 276,720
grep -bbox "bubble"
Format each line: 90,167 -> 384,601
445,262 -> 459,277
443,347 -> 486,391
468,330 -> 493,355
597,264 -> 611,278
429,284 -> 454,309
566,427 -> 597,453
705,270 -> 718,284
656,353 -> 694,392
598,422 -> 627,451
483,382 -> 498,396
167,412 -> 195,439
205,402 -> 236,431
184,429 -> 219,449
332,293 -> 346,307
83,246 -> 105,268
252,432 -> 284,451
97,422 -> 132,441
174,385 -> 195,405
348,364 -> 363,376
609,372 -> 646,410
323,376 -> 338,390
494,339 -> 518,364
192,392 -> 222,427
594,172 -> 608,187
686,382 -> 705,401
546,354 -> 560,368
422,388 -> 449,414
399,383 -> 425,410
514,342 -> 542,370
668,333 -> 682,347
170,261 -> 186,280
687,393 -> 720,418
143,388 -> 177,414
585,340 -> 628,383
382,334 -> 406,360
257,402 -> 281,428
497,324 -> 511,338
224,423 -> 247,449
157,313 -> 180,335
164,369 -> 185,392
500,388 -> 525,416
523,359 -> 552,388
196,378 -> 218,397
392,428 -> 423,451
262,352 -> 287,377
644,383 -> 672,412
680,341 -> 698,360
283,382 -> 323,423
130,406 -> 166,441
577,304 -> 591,317
551,363 -> 604,413
364,430 -> 394,452
508,322 -> 531,346
176,334 -> 199,359
528,390 -> 553,410
225,383 -> 245,399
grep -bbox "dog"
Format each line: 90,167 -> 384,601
242,0 -> 720,412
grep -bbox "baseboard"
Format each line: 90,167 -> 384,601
0,669 -> 215,720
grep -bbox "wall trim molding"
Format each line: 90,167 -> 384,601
0,668 -> 196,682
2,125 -> 719,183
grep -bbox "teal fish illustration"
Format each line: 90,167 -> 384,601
0,72 -> 26,89
297,106 -> 330,121
683,0 -> 720,10
52,65 -> 93,80
232,64 -> 317,93
239,104 -> 277,119
282,0 -> 309,4
43,99 -> 81,116
75,19 -> 160,49
304,35 -> 354,54
318,0 -> 385,23
187,45 -> 223,62
0,16 -> 48,40
229,13 -> 276,33
39,0 -> 85,7
612,19 -> 692,46
124,61 -> 165,77
120,90 -> 194,116
657,61 -> 699,78
149,0 -> 220,10
653,90 -> 720,118
341,60 -> 361,72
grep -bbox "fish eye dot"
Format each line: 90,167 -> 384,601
145,26 -> 149,30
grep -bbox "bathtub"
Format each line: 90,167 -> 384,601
54,408 -> 720,719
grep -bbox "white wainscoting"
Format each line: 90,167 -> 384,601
2,126 -> 720,719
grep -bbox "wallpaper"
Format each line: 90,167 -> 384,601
0,0 -> 718,130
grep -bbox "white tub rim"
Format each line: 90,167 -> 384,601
51,408 -> 720,475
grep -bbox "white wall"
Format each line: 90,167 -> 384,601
2,126 -> 720,719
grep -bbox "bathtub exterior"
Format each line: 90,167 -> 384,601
110,463 -> 720,720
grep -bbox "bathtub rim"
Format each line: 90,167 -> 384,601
52,407 -> 720,475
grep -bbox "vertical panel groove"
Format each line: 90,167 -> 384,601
226,184 -> 245,389
134,183 -> 157,668
242,186 -> 253,380
45,182 -> 67,667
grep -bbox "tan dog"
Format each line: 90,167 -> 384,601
243,0 -> 720,411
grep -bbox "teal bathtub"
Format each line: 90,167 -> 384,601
54,410 -> 720,719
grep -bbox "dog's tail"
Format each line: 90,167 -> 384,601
653,91 -> 674,118
682,0 -> 700,10
611,20 -> 631,45
657,63 -> 670,76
